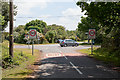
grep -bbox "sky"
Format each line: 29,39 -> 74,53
5,0 -> 87,32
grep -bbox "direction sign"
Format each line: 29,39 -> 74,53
89,29 -> 95,39
29,29 -> 37,39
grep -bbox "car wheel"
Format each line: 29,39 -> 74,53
60,45 -> 63,47
75,44 -> 78,47
64,44 -> 67,47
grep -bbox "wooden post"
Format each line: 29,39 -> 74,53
9,0 -> 14,57
32,40 -> 34,55
91,39 -> 93,55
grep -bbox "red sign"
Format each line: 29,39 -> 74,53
89,29 -> 95,39
89,30 -> 95,36
30,30 -> 36,37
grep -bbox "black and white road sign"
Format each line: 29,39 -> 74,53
89,29 -> 95,39
29,29 -> 37,39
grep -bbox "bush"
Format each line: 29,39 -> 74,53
2,41 -> 29,69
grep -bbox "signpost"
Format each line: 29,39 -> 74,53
25,34 -> 29,39
29,29 -> 37,39
89,29 -> 95,55
29,29 -> 37,55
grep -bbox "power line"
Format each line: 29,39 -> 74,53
16,15 -> 81,18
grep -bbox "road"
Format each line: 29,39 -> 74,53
14,44 -> 120,78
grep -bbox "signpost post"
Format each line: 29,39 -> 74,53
89,29 -> 95,55
37,36 -> 40,44
29,29 -> 37,55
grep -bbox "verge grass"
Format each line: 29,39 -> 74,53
2,40 -> 40,78
78,47 -> 120,66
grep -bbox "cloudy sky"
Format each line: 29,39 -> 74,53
5,0 -> 87,32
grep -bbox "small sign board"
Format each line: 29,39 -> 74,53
25,34 -> 29,39
37,36 -> 40,40
29,29 -> 37,39
89,29 -> 95,39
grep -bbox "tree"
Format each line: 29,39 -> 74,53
0,14 -> 5,31
25,19 -> 47,34
66,30 -> 77,40
14,25 -> 26,43
14,25 -> 25,33
0,1 -> 17,31
47,24 -> 67,40
45,30 -> 55,43
77,1 -> 120,55
77,17 -> 102,43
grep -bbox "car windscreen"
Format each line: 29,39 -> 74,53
65,40 -> 74,43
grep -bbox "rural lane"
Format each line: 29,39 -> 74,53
14,44 -> 120,78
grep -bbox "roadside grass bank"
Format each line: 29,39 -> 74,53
77,47 -> 120,67
2,41 -> 40,78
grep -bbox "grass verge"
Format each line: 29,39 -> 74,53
2,41 -> 40,78
77,47 -> 120,67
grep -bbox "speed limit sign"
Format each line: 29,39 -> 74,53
89,29 -> 95,39
29,29 -> 37,39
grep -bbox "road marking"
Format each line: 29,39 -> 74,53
59,49 -> 83,75
64,56 -> 68,60
46,54 -> 48,57
59,51 -> 68,60
59,51 -> 62,53
69,62 -> 83,75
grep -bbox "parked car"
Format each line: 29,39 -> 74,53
60,39 -> 79,47
58,39 -> 63,43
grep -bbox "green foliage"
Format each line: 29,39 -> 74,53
27,26 -> 41,33
77,2 -> 120,55
14,25 -> 25,33
79,48 -> 120,66
25,19 -> 47,34
66,30 -> 77,40
0,1 -> 17,31
14,21 -> 79,44
78,17 -> 99,32
14,25 -> 27,43
45,24 -> 67,43
45,30 -> 55,43
2,41 -> 29,69
0,14 -> 5,26
77,17 -> 102,43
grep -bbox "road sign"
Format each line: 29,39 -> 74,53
25,34 -> 29,39
89,29 -> 95,39
29,29 -> 37,39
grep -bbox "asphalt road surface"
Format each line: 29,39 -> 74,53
14,44 -> 120,78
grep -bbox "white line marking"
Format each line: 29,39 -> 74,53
69,62 -> 83,75
64,56 -> 68,60
59,51 -> 68,60
59,51 -> 62,53
46,54 -> 48,57
58,49 -> 83,75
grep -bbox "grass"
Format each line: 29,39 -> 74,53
78,47 -> 120,67
2,40 -> 40,78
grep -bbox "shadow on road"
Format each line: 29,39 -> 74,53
29,56 -> 120,78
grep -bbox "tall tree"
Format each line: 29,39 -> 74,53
77,2 -> 120,51
25,19 -> 47,34
0,1 -> 17,31
47,24 -> 66,40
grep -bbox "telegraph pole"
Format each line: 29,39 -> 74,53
9,0 -> 14,57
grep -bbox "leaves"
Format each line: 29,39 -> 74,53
77,1 -> 120,52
